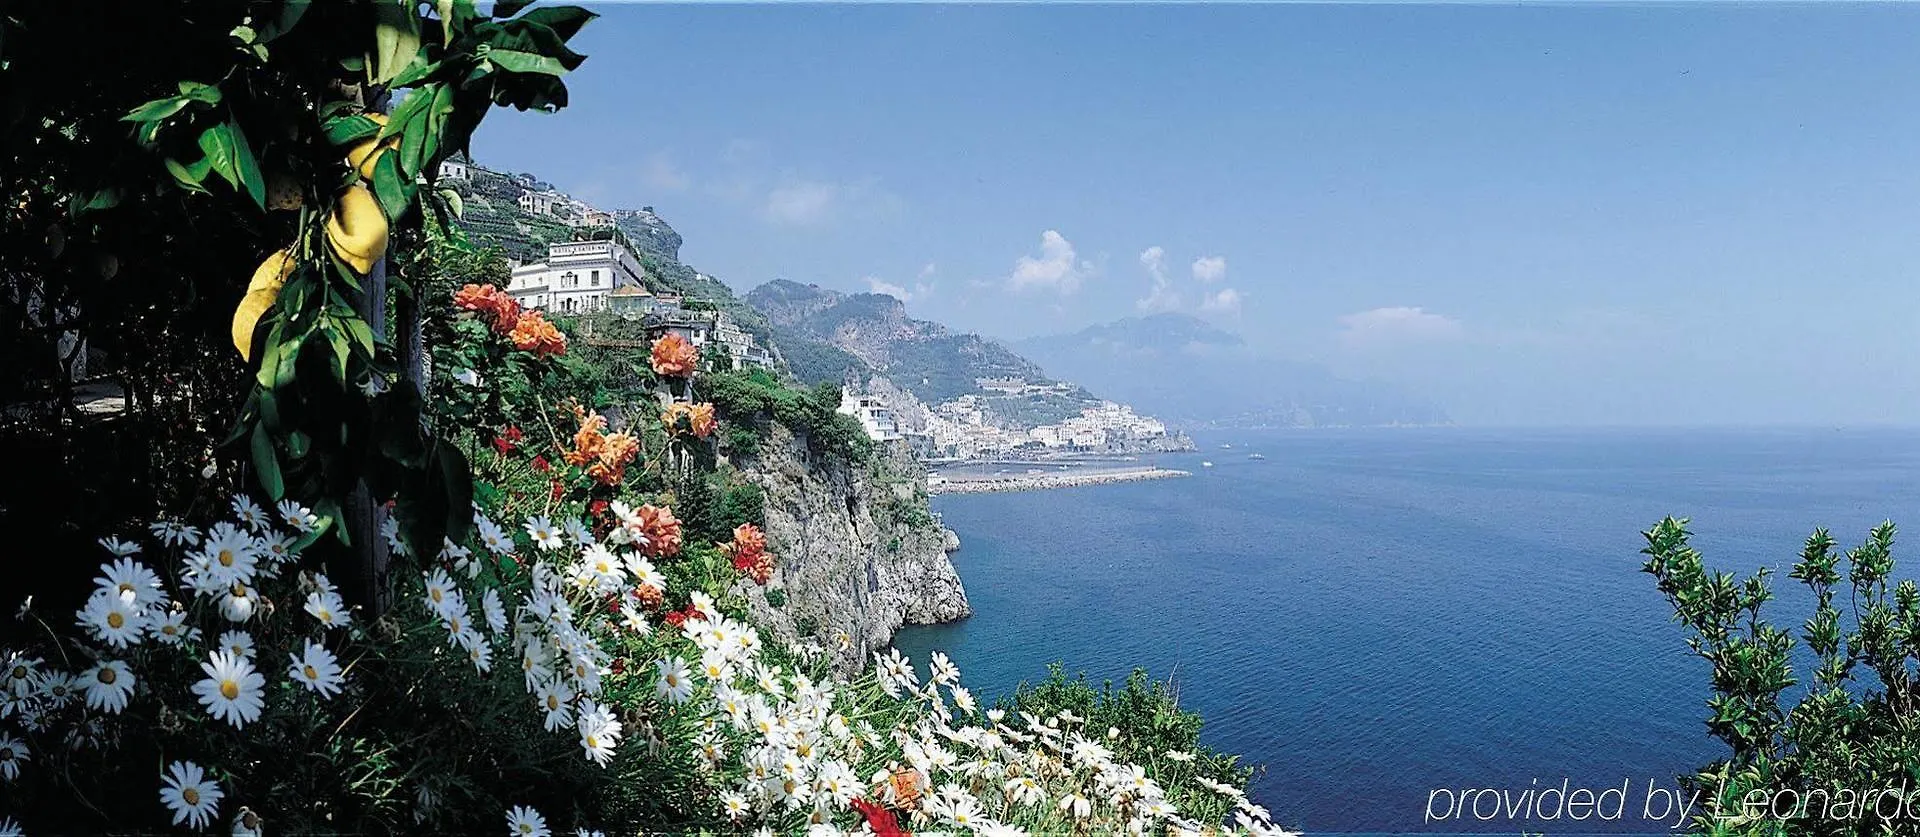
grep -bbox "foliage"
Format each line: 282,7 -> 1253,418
704,370 -> 875,464
1642,517 -> 1920,836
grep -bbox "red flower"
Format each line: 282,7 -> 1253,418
505,426 -> 524,442
531,455 -> 551,472
663,609 -> 688,629
589,499 -> 610,519
852,799 -> 908,837
492,436 -> 515,455
549,481 -> 564,502
610,658 -> 625,675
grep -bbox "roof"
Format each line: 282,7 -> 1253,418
608,286 -> 652,298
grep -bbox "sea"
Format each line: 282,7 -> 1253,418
892,427 -> 1920,835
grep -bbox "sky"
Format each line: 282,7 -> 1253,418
472,2 -> 1920,426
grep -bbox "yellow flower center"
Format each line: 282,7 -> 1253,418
10,666 -> 25,679
97,668 -> 116,685
303,665 -> 318,681
106,612 -> 124,629
547,695 -> 559,710
430,588 -> 442,603
183,788 -> 199,806
118,582 -> 136,595
218,550 -> 234,567
220,679 -> 240,700
585,734 -> 599,748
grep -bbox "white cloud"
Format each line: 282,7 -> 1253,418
864,276 -> 913,301
641,152 -> 690,192
1191,255 -> 1227,284
1200,288 -> 1243,315
1135,246 -> 1180,312
1337,306 -> 1465,348
764,180 -> 840,226
1008,230 -> 1094,295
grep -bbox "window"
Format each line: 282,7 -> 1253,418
591,270 -> 601,287
561,271 -> 578,289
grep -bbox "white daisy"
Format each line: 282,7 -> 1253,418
382,515 -> 410,557
219,583 -> 257,623
277,499 -> 318,533
655,657 -> 694,705
577,699 -> 622,766
197,523 -> 259,587
37,669 -> 77,707
288,640 -> 345,698
721,791 -> 750,822
152,608 -> 191,645
218,629 -> 255,660
94,556 -> 164,609
158,759 -> 223,829
77,588 -> 146,648
231,494 -> 271,532
564,518 -> 595,546
81,659 -> 134,713
422,569 -> 458,618
0,733 -> 26,781
305,590 -> 351,629
0,816 -> 18,837
150,519 -> 201,548
477,516 -> 513,556
256,534 -> 297,571
617,604 -> 651,636
469,640 -> 493,673
535,678 -> 575,732
929,651 -> 960,686
525,516 -> 563,551
192,649 -> 265,729
506,804 -> 550,837
98,536 -> 141,557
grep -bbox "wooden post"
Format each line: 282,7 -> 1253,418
341,253 -> 394,618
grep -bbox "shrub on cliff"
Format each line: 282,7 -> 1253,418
1642,517 -> 1920,836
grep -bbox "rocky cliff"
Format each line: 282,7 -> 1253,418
724,422 -> 969,673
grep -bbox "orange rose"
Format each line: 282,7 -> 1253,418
726,522 -> 767,557
509,310 -> 566,358
688,402 -> 716,439
452,283 -> 522,334
650,332 -> 699,377
634,503 -> 682,558
588,432 -> 639,486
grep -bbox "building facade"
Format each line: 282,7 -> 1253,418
506,239 -> 649,314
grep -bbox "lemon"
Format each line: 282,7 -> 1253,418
344,113 -> 396,181
232,248 -> 296,359
325,185 -> 389,275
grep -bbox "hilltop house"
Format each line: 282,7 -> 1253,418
837,393 -> 902,442
506,239 -> 648,314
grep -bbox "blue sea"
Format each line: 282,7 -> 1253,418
893,427 -> 1920,835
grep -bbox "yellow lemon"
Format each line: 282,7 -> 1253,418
325,185 -> 388,275
232,248 -> 296,360
344,113 -> 395,181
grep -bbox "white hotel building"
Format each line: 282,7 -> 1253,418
505,240 -> 648,314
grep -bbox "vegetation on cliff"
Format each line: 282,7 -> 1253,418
0,3 -> 1283,834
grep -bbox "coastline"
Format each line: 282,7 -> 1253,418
927,466 -> 1191,495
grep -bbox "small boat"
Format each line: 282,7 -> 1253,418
1219,443 -> 1233,449
1201,461 -> 1214,468
1249,453 -> 1266,461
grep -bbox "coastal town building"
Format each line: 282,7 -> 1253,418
505,239 -> 648,314
838,394 -> 902,442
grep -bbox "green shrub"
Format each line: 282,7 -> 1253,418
1643,517 -> 1919,836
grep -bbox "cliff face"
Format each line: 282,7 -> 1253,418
725,422 -> 969,673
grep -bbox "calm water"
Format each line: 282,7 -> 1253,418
893,427 -> 1920,835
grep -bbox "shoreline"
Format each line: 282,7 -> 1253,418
926,467 -> 1192,495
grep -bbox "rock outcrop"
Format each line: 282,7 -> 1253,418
726,422 -> 968,674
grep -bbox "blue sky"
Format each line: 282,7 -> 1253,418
472,2 -> 1920,426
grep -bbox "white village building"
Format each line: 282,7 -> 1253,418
506,239 -> 648,315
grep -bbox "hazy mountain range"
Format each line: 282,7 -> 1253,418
1013,313 -> 1450,428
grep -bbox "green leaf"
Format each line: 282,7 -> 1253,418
322,113 -> 383,147
67,188 -> 121,217
343,315 -> 377,356
163,156 -> 214,193
370,0 -> 424,85
326,323 -> 351,385
486,48 -> 566,76
518,6 -> 597,42
258,388 -> 282,431
121,96 -> 189,124
493,0 -> 536,18
372,151 -> 413,224
255,322 -> 285,389
436,187 -> 464,219
227,120 -> 267,209
197,123 -> 240,191
286,429 -> 311,460
176,81 -> 223,104
251,423 -> 285,501
255,0 -> 311,43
